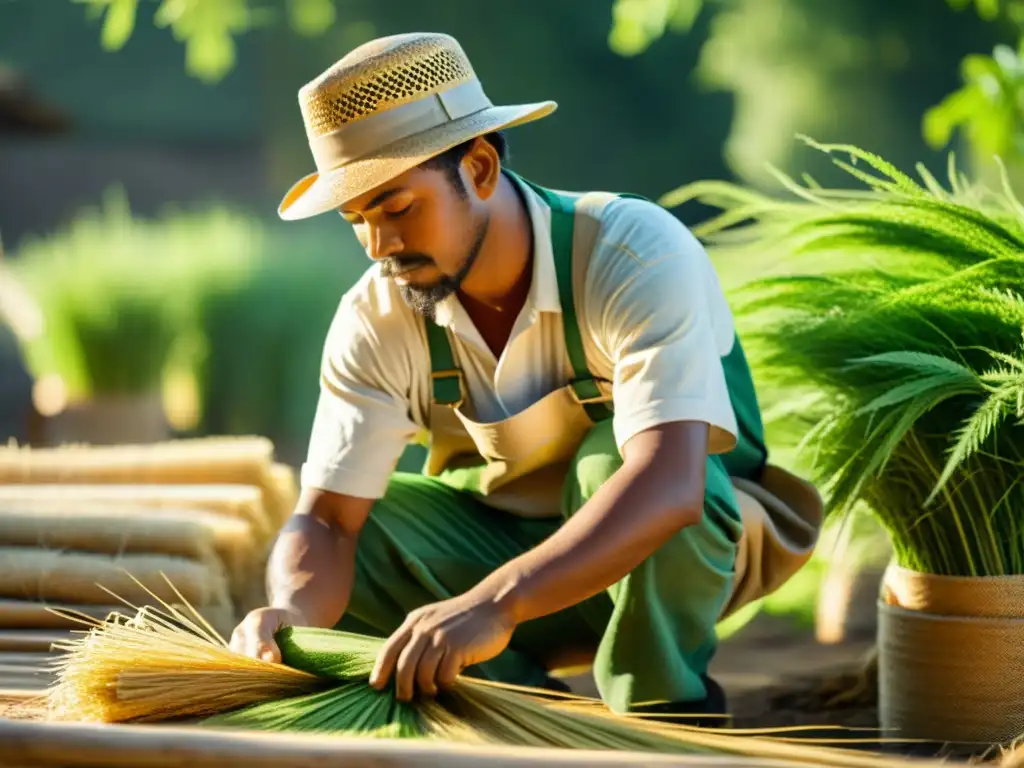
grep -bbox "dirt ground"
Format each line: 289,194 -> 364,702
560,613 -> 878,730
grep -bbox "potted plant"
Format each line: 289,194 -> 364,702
9,188 -> 258,445
663,138 -> 1024,744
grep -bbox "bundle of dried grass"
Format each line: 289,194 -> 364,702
0,630 -> 69,652
0,436 -> 296,527
0,507 -> 221,571
0,650 -> 54,690
0,547 -> 235,638
48,602 -> 320,723
0,503 -> 257,601
45,590 -> 918,767
0,600 -> 133,629
0,484 -> 270,544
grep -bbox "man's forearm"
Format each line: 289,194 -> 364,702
266,513 -> 356,628
472,457 -> 705,625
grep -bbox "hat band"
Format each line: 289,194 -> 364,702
309,78 -> 492,171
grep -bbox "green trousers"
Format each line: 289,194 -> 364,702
337,419 -> 743,713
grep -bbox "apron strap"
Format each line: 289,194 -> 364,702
511,172 -> 619,423
425,320 -> 465,408
424,171 -> 647,421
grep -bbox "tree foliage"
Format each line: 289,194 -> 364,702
924,0 -> 1024,162
74,0 -> 338,83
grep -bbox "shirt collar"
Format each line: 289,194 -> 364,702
432,172 -> 561,329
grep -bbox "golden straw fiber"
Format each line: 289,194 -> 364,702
268,462 -> 299,525
46,593 -> 322,724
0,630 -> 69,652
0,600 -> 139,629
0,504 -> 257,597
0,508 -> 220,569
0,484 -> 271,543
0,546 -> 233,615
0,436 -> 294,527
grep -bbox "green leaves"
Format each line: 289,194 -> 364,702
287,0 -> 337,37
74,0 -> 139,51
608,0 -> 704,57
205,681 -> 425,736
275,627 -> 383,681
946,0 -> 1019,23
695,141 -> 1024,576
74,0 -> 343,83
923,46 -> 1024,160
154,0 -> 253,84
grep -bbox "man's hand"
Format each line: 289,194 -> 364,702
229,606 -> 308,664
369,594 -> 516,701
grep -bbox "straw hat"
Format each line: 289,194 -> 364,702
278,32 -> 558,221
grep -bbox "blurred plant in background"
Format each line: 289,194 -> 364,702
75,0 -> 339,83
191,216 -> 360,462
924,0 -> 1024,171
7,186 -> 367,463
10,186 -> 231,401
608,0 -> 1024,185
606,0 -> 705,57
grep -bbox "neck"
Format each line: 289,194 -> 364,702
457,173 -> 533,312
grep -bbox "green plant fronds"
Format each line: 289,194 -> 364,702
739,260 -> 1024,395
794,135 -> 930,197
927,341 -> 1024,500
275,626 -> 383,681
698,143 -> 1024,576
205,682 -> 425,737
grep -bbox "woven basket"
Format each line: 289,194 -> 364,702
878,562 -> 1024,744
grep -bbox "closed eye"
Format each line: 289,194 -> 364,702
386,202 -> 413,220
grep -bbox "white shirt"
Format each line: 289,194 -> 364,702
301,175 -> 740,499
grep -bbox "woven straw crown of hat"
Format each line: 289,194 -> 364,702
278,32 -> 557,221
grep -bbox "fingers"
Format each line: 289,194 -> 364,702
370,616 -> 450,701
436,647 -> 463,689
415,634 -> 447,697
370,622 -> 412,692
393,629 -> 432,702
228,610 -> 283,664
253,625 -> 282,664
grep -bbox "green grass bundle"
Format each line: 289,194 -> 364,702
664,137 -> 1024,577
44,591 -> 907,765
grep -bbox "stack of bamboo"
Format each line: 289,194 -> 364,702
0,436 -> 297,692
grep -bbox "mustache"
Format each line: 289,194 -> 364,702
380,254 -> 434,277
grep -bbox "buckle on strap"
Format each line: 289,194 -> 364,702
568,377 -> 612,407
431,368 -> 465,409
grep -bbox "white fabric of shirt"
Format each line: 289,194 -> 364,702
301,175 -> 740,499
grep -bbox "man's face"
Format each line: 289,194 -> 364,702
339,164 -> 489,321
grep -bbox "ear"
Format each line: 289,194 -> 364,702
461,136 -> 501,201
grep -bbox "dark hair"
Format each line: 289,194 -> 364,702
420,131 -> 509,193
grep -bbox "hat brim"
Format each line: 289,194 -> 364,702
277,101 -> 557,221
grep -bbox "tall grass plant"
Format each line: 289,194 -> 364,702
663,138 -> 1024,576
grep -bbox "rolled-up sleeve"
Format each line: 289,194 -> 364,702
300,289 -> 419,499
588,200 -> 739,455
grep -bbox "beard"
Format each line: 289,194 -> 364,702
381,215 -> 489,323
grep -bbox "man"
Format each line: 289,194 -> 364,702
231,32 -> 822,726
